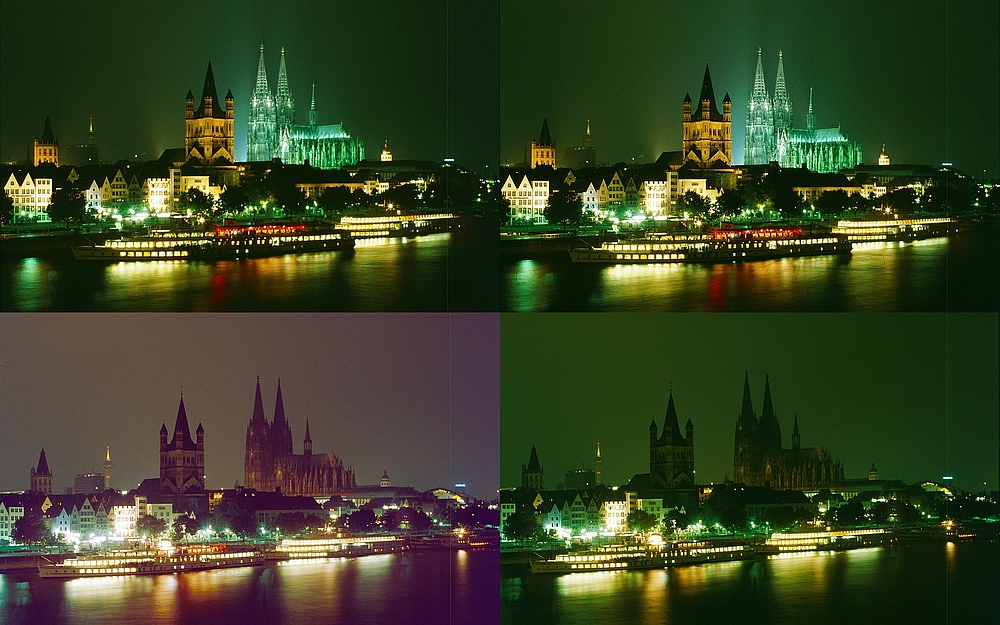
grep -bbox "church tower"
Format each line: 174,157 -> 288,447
303,419 -> 312,460
521,445 -> 544,490
682,64 -> 731,167
649,390 -> 695,489
184,61 -> 235,165
733,372 -> 758,484
275,48 -> 295,161
33,117 -> 58,167
159,395 -> 205,494
30,448 -> 53,494
745,48 -> 776,165
245,377 -> 273,491
772,51 -> 793,165
530,119 -> 556,168
248,44 -> 277,162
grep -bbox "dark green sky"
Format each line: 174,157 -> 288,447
501,313 -> 998,494
501,0 -> 999,178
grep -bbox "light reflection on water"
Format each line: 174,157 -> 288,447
502,230 -> 997,311
501,541 -> 999,625
2,549 -> 498,625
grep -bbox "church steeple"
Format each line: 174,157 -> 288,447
171,395 -> 197,450
697,63 -> 722,121
309,83 -> 318,127
806,87 -> 815,131
198,61 -> 222,118
739,371 -> 755,422
303,418 -> 312,459
275,47 -> 295,131
773,51 -> 793,132
251,376 -> 267,425
792,413 -> 800,450
254,44 -> 270,94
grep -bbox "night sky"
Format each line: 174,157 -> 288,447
501,314 -> 998,494
0,0 -> 499,174
0,313 -> 499,501
502,0 -> 999,179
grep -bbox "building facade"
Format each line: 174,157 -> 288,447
246,46 -> 363,169
530,119 -> 556,169
159,396 -> 206,495
744,51 -> 862,172
244,378 -> 356,496
33,116 -> 58,167
185,61 -> 235,165
733,373 -> 844,489
30,448 -> 53,494
682,64 -> 732,168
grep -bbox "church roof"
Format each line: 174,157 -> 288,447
273,379 -> 287,427
661,390 -> 685,442
36,448 -> 51,475
169,396 -> 199,450
739,372 -> 755,421
251,376 -> 267,425
196,61 -> 225,118
538,119 -> 553,147
526,445 -> 542,472
695,64 -> 723,122
40,116 -> 55,144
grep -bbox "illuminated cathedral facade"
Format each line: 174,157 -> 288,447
247,46 -> 364,169
744,50 -> 862,172
733,373 -> 844,489
244,378 -> 355,496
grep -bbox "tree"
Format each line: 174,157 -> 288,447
882,188 -> 917,217
346,509 -> 376,533
215,495 -> 256,536
502,509 -> 540,544
677,191 -> 710,217
664,508 -> 690,533
769,186 -> 805,219
544,190 -> 583,226
269,512 -> 312,535
0,190 -> 14,225
627,510 -> 658,534
317,186 -> 353,214
219,186 -> 250,215
273,182 -> 307,216
47,188 -> 87,224
813,189 -> 851,217
137,515 -> 167,538
184,188 -> 215,217
13,512 -> 47,544
172,515 -> 199,541
715,188 -> 745,218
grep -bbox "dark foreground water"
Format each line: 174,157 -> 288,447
502,223 -> 999,311
501,541 -> 999,625
1,549 -> 499,625
1,217 -> 500,312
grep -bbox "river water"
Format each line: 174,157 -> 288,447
502,224 -> 998,311
501,540 -> 999,625
1,549 -> 499,625
1,217 -> 500,312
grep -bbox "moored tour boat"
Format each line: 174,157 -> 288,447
38,544 -> 265,578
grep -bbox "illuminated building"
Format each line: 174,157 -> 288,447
74,473 -> 104,494
744,51 -> 862,172
733,373 -> 844,489
521,445 -> 544,490
878,144 -> 891,166
244,378 -> 356,496
562,120 -> 596,169
531,118 -> 556,169
682,64 -> 732,167
501,172 -> 550,223
33,116 -> 59,167
159,394 -> 206,495
30,448 -> 53,494
185,61 -> 235,165
3,172 -> 53,221
247,46 -> 364,169
0,496 -> 26,543
380,140 -> 393,162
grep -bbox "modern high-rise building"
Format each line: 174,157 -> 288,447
733,373 -> 844,489
246,46 -> 364,169
744,50 -> 862,172
244,377 -> 356,496
562,120 -> 596,169
530,119 -> 556,168
65,117 -> 99,166
682,64 -> 732,168
32,116 -> 58,167
185,61 -> 235,165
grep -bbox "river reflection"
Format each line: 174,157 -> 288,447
500,541 -> 998,625
1,549 -> 498,625
1,216 -> 500,311
502,226 -> 998,311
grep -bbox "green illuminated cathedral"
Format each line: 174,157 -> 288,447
745,49 -> 862,173
247,46 -> 364,168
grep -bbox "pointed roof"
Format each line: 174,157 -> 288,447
273,379 -> 287,426
276,47 -> 291,98
160,422 -> 168,436
226,88 -> 234,101
740,371 -> 755,421
538,118 -> 552,146
196,61 -> 224,118
792,413 -> 800,435
774,51 -> 789,103
40,116 -> 55,144
752,48 -> 769,100
661,390 -> 684,441
761,374 -> 775,421
683,92 -> 692,104
196,422 -> 204,435
304,418 -> 311,441
254,44 -> 270,94
251,376 -> 267,424
526,445 -> 542,472
186,89 -> 194,101
170,396 -> 198,450
696,64 -> 723,121
36,448 -> 51,476
310,83 -> 316,110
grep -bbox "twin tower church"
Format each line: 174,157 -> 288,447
183,45 -> 363,168
154,378 -> 355,501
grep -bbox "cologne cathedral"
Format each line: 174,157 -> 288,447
247,46 -> 364,169
245,378 -> 355,496
744,49 -> 862,173
733,373 -> 844,489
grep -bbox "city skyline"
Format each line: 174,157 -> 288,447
501,0 -> 999,179
0,0 -> 500,174
0,313 -> 500,501
501,313 -> 998,494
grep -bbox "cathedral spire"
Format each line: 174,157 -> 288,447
740,371 -> 755,421
171,395 -> 197,449
774,51 -> 788,102
251,376 -> 267,424
199,61 -> 222,117
698,63 -> 721,120
275,47 -> 295,131
752,48 -> 768,100
273,378 -> 287,427
309,83 -> 318,127
276,48 -> 290,98
254,45 -> 270,94
806,86 -> 815,130
662,390 -> 683,442
36,448 -> 51,475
